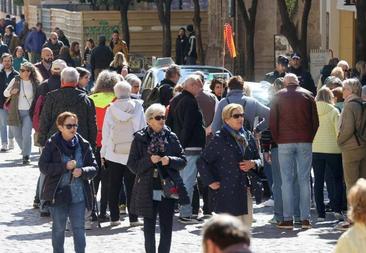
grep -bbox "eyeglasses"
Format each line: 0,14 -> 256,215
232,113 -> 244,119
19,69 -> 29,72
64,124 -> 78,129
153,115 -> 166,121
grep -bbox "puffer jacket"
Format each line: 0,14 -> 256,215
39,132 -> 97,210
38,87 -> 97,149
312,101 -> 341,154
127,126 -> 189,218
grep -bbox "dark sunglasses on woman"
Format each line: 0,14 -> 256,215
232,113 -> 244,119
64,124 -> 79,130
154,115 -> 166,121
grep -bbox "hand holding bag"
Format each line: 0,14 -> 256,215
156,165 -> 179,200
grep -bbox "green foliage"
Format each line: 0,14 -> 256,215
285,0 -> 298,17
14,0 -> 24,6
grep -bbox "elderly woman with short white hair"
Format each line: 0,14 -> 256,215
101,80 -> 146,227
125,73 -> 142,99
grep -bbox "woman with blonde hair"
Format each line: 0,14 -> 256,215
334,178 -> 366,253
3,62 -> 42,164
109,52 -> 128,77
331,66 -> 345,81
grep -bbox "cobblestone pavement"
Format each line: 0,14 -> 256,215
0,145 -> 343,253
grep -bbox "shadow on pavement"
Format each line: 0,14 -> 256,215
0,208 -> 51,227
6,230 -> 52,241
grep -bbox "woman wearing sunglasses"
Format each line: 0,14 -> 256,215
3,62 -> 42,164
39,111 -> 97,253
101,80 -> 146,227
197,103 -> 262,228
127,103 -> 189,253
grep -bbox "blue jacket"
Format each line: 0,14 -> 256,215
197,127 -> 261,216
39,133 -> 98,210
211,89 -> 270,133
24,30 -> 47,53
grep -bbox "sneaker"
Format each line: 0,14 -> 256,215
110,220 -> 121,227
119,204 -> 127,215
8,139 -> 14,150
22,156 -> 30,165
1,144 -> 7,151
85,220 -> 93,230
301,220 -> 312,229
334,212 -> 345,221
130,221 -> 143,227
98,214 -> 110,223
178,216 -> 199,224
262,199 -> 274,207
276,220 -> 294,229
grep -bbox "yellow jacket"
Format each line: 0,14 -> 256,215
312,101 -> 341,154
334,223 -> 366,253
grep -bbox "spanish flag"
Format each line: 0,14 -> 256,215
224,23 -> 237,58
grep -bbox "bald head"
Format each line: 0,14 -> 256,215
41,47 -> 54,64
283,73 -> 299,87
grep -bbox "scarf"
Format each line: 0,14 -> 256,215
147,126 -> 168,155
223,123 -> 248,158
56,132 -> 79,157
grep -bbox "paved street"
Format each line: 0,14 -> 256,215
0,145 -> 343,253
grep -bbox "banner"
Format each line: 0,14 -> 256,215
224,23 -> 237,58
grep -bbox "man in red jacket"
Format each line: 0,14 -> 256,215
269,73 -> 319,230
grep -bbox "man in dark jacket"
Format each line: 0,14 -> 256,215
34,47 -> 53,80
166,74 -> 205,224
288,53 -> 317,95
39,67 -> 97,149
175,27 -> 188,65
24,22 -> 47,63
158,64 -> 180,106
42,32 -> 64,59
264,55 -> 288,84
269,73 -> 319,230
90,35 -> 114,81
0,53 -> 18,151
185,24 -> 197,65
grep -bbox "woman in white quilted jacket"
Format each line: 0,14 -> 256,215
101,80 -> 146,227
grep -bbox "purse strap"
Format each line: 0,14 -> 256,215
20,80 -> 32,107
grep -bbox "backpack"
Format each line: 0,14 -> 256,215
143,86 -> 161,110
350,100 -> 366,145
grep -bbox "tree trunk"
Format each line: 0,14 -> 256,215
156,0 -> 172,57
356,0 -> 366,61
277,0 -> 312,69
192,0 -> 205,64
120,0 -> 131,48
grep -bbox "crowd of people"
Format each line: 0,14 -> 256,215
0,14 -> 366,253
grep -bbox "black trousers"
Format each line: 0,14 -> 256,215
312,153 -> 345,217
92,147 -> 110,216
144,198 -> 175,253
192,177 -> 211,215
107,160 -> 137,222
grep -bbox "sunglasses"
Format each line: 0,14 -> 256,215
19,69 -> 30,72
64,124 -> 78,129
232,113 -> 244,119
153,115 -> 166,121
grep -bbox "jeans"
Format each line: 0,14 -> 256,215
10,110 -> 32,157
107,160 -> 137,223
144,198 -> 175,253
179,155 -> 199,217
312,153 -> 345,217
270,148 -> 283,222
0,108 -> 13,145
278,143 -> 312,221
50,201 -> 86,253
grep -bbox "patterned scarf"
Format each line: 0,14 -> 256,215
223,123 -> 248,158
147,126 -> 168,155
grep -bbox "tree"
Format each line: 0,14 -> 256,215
237,0 -> 258,81
119,0 -> 133,48
356,0 -> 366,61
155,0 -> 173,57
192,0 -> 205,64
277,0 -> 312,69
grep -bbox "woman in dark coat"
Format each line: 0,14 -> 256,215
39,112 -> 97,253
127,103 -> 189,253
175,27 -> 188,65
197,103 -> 262,228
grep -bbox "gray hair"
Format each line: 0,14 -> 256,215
114,81 -> 131,99
145,103 -> 165,121
165,64 -> 180,79
316,87 -> 334,104
284,73 -> 299,86
337,60 -> 349,70
182,74 -> 202,89
343,78 -> 362,97
61,67 -> 79,83
93,70 -> 122,93
125,74 -> 141,87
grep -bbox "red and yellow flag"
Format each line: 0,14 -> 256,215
224,23 -> 237,58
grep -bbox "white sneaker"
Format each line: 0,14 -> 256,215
1,144 -> 7,151
110,220 -> 121,227
8,139 -> 14,150
262,199 -> 274,207
85,220 -> 93,230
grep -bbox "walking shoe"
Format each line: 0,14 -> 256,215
119,204 -> 127,215
262,199 -> 274,207
130,221 -> 143,227
1,144 -> 7,151
301,220 -> 312,229
98,214 -> 110,223
22,156 -> 30,165
110,220 -> 121,227
178,216 -> 199,224
276,220 -> 293,229
8,139 -> 14,150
